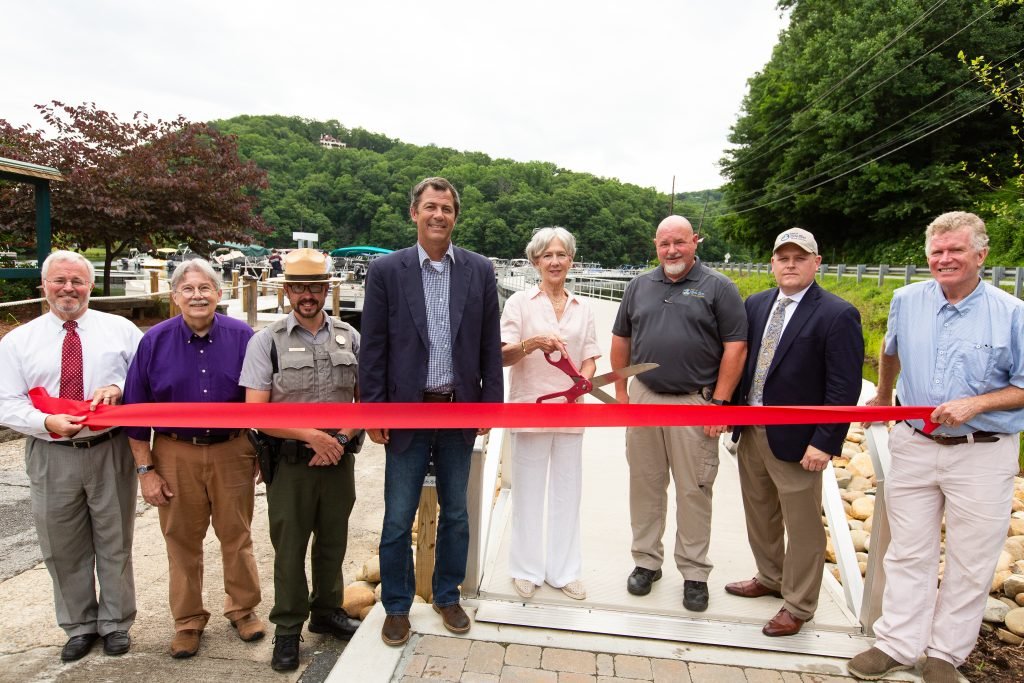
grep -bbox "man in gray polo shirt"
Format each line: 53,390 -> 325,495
611,215 -> 747,612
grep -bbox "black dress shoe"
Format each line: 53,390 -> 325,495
626,567 -> 663,596
61,633 -> 99,662
683,580 -> 709,612
308,608 -> 360,640
271,634 -> 302,672
102,631 -> 131,656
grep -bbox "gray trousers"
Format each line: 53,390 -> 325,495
26,434 -> 138,637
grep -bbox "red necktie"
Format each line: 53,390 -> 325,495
60,320 -> 84,401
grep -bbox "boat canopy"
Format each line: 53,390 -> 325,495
329,246 -> 394,257
208,241 -> 270,258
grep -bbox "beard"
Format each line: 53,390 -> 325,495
664,262 -> 686,277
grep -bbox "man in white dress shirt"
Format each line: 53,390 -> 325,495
0,250 -> 142,662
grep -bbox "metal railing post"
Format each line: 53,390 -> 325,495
859,423 -> 894,635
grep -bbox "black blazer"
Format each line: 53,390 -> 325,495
732,281 -> 864,461
358,245 -> 504,454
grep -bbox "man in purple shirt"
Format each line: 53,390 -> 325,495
123,259 -> 265,659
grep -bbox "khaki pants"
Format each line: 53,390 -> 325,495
737,426 -> 825,620
626,380 -> 720,580
153,433 -> 260,631
874,422 -> 1018,667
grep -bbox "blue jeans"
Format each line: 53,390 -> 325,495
380,429 -> 473,614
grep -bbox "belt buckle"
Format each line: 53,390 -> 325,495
70,439 -> 93,449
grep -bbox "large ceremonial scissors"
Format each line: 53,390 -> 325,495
536,352 -> 658,404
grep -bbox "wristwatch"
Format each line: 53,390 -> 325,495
335,433 -> 350,446
136,464 -> 155,475
710,398 -> 729,406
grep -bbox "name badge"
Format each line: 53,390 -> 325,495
288,347 -> 305,352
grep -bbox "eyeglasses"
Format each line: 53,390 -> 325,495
175,285 -> 217,297
45,278 -> 90,289
286,283 -> 326,294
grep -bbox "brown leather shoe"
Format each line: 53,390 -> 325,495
725,577 -> 783,599
170,629 -> 202,658
231,613 -> 266,642
762,608 -> 805,637
381,614 -> 410,646
922,656 -> 958,683
433,603 -> 471,634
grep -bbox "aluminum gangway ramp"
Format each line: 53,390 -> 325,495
473,294 -> 872,658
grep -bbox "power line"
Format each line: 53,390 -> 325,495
714,80 -> 1024,219
733,0 -> 949,164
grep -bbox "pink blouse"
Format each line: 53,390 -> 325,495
500,286 -> 602,433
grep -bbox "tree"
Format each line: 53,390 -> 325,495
720,0 -> 1023,261
0,102 -> 270,293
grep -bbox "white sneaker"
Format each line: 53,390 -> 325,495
512,578 -> 536,598
560,580 -> 587,600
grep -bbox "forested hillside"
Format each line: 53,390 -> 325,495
720,0 -> 1024,264
211,115 -> 737,265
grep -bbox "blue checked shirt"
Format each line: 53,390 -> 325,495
884,278 -> 1024,435
418,242 -> 455,393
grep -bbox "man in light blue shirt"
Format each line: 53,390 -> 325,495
849,212 -> 1024,682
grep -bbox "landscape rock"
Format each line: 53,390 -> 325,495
997,628 -> 1024,646
849,529 -> 869,553
993,570 -> 1012,594
1004,574 -> 1024,599
851,496 -> 875,521
847,476 -> 873,492
833,468 -> 853,489
1010,518 -> 1024,537
342,583 -> 375,616
355,555 -> 381,583
984,596 -> 1011,623
1004,607 -> 1024,637
846,452 -> 875,479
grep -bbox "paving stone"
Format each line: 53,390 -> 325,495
466,641 -> 505,675
799,675 -> 852,683
401,677 -> 434,683
506,644 -> 543,668
462,673 -> 500,683
500,666 -> 558,683
781,674 -> 803,683
744,670 -> 784,683
423,655 -> 466,682
403,653 -> 428,677
597,654 -> 615,677
614,655 -> 653,680
542,648 -> 597,674
596,677 -> 649,683
559,674 -> 596,683
416,634 -> 473,659
688,663 -> 746,683
652,659 -> 691,683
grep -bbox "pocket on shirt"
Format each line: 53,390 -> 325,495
330,350 -> 358,391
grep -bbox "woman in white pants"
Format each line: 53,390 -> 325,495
500,227 -> 601,600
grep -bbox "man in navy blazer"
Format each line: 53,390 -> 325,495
727,228 -> 863,637
359,177 -> 503,647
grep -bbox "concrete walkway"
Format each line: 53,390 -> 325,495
331,603 -> 929,682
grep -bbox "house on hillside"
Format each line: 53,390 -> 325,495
319,134 -> 346,149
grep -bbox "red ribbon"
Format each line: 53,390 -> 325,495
29,388 -> 938,432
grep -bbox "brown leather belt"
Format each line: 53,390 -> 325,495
159,430 -> 244,446
423,392 -> 455,403
51,428 -> 122,449
907,423 -> 1000,446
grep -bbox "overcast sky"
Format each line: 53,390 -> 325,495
2,1 -> 789,192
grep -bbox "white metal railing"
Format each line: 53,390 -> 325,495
710,261 -> 1024,298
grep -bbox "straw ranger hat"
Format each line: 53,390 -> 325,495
273,248 -> 340,284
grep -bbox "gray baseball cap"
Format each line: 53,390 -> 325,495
773,228 -> 818,254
